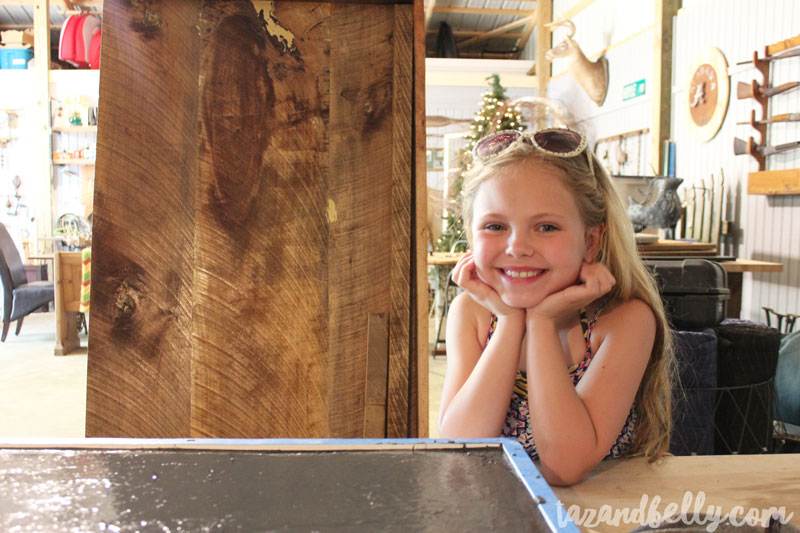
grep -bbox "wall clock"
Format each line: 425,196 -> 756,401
687,47 -> 730,143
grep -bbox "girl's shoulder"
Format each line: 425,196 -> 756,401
591,297 -> 656,344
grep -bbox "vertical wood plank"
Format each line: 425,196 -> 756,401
535,0 -> 552,126
328,3 -> 395,437
33,0 -> 52,254
651,0 -> 680,176
54,252 -> 80,356
386,3 -> 413,438
363,313 -> 389,437
411,0 -> 429,438
191,1 -> 331,438
86,0 -> 202,437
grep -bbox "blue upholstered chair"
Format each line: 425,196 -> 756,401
0,223 -> 55,341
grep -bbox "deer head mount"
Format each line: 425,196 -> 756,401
545,19 -> 609,107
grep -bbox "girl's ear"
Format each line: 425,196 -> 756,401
583,224 -> 604,262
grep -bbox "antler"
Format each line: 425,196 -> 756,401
544,19 -> 576,38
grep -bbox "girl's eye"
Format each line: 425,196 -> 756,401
538,224 -> 559,232
484,223 -> 505,231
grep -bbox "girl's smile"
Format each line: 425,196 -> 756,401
470,163 -> 600,309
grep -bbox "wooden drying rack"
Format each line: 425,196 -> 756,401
742,33 -> 800,195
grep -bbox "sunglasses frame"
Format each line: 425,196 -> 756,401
472,127 -> 589,162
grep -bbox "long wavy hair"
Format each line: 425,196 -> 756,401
461,138 -> 674,462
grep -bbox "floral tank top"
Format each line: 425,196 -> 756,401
488,302 -> 637,460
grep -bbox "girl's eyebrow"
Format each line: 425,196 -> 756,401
477,212 -> 566,221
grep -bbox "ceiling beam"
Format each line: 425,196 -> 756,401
456,13 -> 535,48
0,23 -> 61,29
515,18 -> 536,57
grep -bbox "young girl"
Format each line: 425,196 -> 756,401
438,128 -> 673,486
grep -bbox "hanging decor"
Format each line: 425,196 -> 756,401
687,47 -> 730,143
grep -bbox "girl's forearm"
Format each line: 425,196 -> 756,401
439,315 -> 525,437
524,319 -> 600,484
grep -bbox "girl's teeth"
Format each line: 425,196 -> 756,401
505,270 -> 539,278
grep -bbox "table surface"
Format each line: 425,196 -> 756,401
0,438 -> 576,533
550,454 -> 799,532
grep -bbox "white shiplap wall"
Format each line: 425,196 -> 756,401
672,0 -> 800,322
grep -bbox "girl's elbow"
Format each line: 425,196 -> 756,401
540,465 -> 588,487
537,456 -> 594,487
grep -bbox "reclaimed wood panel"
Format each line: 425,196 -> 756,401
327,2 -> 395,437
191,1 -> 331,438
87,0 -> 423,438
86,1 -> 201,437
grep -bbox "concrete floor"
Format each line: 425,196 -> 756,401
0,311 -> 447,440
0,311 -> 88,438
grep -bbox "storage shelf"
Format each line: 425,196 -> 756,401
53,126 -> 97,133
747,169 -> 800,195
53,159 -> 95,166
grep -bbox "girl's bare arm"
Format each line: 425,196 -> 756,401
438,292 -> 525,437
525,298 -> 655,486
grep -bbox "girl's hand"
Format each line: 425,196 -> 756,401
451,252 -> 520,317
527,262 -> 615,325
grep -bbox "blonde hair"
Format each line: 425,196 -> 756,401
461,139 -> 674,462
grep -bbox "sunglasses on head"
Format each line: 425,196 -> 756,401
472,127 -> 589,162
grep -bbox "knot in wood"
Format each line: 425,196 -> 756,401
114,281 -> 139,321
130,2 -> 163,36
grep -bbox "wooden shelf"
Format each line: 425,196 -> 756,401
53,126 -> 97,133
53,159 -> 95,166
747,168 -> 800,195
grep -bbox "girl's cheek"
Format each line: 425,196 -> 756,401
473,262 -> 494,283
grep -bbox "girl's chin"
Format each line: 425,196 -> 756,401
498,293 -> 541,309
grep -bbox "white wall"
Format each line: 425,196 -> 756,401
672,0 -> 800,322
548,0 -> 654,143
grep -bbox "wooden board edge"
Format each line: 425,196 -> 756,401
412,0 -> 429,438
0,439 -> 505,452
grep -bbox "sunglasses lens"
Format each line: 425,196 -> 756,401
475,131 -> 521,159
533,129 -> 584,154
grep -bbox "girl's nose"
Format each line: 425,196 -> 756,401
506,232 -> 533,257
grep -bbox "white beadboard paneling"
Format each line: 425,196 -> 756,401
673,0 -> 800,322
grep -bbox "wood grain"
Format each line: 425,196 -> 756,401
364,313 -> 389,437
327,2 -> 396,437
190,1 -> 331,438
386,3 -> 413,438
86,0 -> 201,437
411,0 -> 429,438
54,251 -> 80,356
552,455 -> 800,532
747,169 -> 800,195
87,0 -> 422,439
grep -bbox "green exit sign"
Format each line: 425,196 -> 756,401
622,79 -> 646,101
